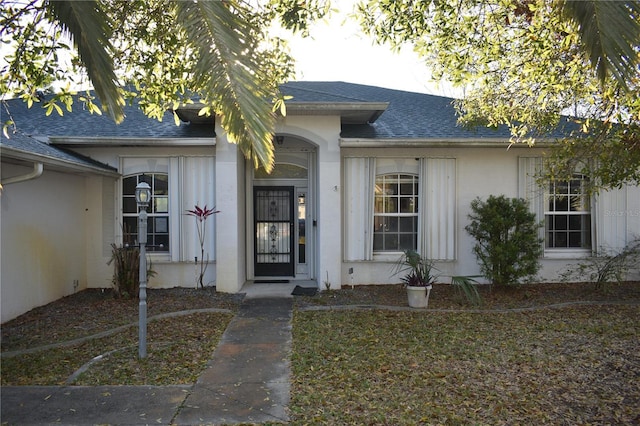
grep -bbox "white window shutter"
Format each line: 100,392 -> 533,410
343,157 -> 375,261
595,186 -> 639,252
420,158 -> 456,261
182,156 -> 216,262
518,157 -> 545,242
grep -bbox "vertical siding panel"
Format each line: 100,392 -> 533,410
627,186 -> 640,244
182,157 -> 216,262
596,187 -> 629,252
518,157 -> 544,241
421,158 -> 456,261
102,177 -> 115,257
343,157 -> 375,261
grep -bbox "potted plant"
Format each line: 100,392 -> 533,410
393,249 -> 438,308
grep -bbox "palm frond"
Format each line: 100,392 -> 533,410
561,0 -> 640,90
46,0 -> 124,123
174,0 -> 276,172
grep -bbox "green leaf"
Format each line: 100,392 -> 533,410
46,0 -> 124,123
561,0 -> 640,91
174,0 -> 277,171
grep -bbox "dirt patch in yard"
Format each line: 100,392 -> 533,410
1,287 -> 243,352
3,282 -> 638,353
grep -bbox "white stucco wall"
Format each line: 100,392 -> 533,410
276,115 -> 343,289
73,145 -> 218,291
5,127 -> 637,322
214,129 -> 246,293
1,165 -> 88,322
340,145 -> 640,286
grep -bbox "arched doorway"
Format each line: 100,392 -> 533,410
250,139 -> 316,280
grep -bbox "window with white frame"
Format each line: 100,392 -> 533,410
122,173 -> 170,252
545,174 -> 591,249
344,157 -> 455,261
373,173 -> 418,252
119,156 -> 215,262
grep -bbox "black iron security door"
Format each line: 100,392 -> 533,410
254,187 -> 295,276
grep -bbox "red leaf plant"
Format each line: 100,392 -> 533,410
186,205 -> 220,288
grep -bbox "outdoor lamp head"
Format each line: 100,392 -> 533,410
135,182 -> 151,208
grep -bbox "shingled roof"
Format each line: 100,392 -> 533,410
280,81 -> 514,139
1,129 -> 118,174
281,81 -> 575,140
2,81 -> 572,163
1,94 -> 214,139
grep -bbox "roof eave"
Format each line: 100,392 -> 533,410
339,138 -> 557,148
286,102 -> 389,124
49,137 -> 216,147
0,145 -> 120,177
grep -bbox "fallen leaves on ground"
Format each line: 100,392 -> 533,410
290,305 -> 640,424
1,287 -> 242,351
1,312 -> 233,386
2,282 -> 639,424
294,281 -> 640,310
1,288 -> 240,386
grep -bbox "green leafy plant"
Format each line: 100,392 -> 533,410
393,249 -> 438,287
107,244 -> 156,298
465,195 -> 542,287
451,275 -> 483,307
560,239 -> 640,291
186,205 -> 219,289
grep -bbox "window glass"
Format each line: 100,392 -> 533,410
545,174 -> 591,249
122,173 -> 170,252
373,174 -> 419,252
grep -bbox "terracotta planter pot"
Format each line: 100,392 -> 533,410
406,285 -> 432,308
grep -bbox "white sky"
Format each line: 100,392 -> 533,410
282,4 -> 462,98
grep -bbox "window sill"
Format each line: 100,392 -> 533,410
544,249 -> 592,259
146,253 -> 171,262
372,252 -> 405,262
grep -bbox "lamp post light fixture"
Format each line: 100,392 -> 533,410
135,181 -> 151,359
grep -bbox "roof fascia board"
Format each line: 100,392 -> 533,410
49,137 -> 216,147
286,102 -> 388,123
339,138 -> 556,148
0,146 -> 120,177
287,101 -> 389,111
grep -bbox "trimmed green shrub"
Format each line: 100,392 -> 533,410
465,195 -> 542,287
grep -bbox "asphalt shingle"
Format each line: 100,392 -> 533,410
281,81 -> 513,139
2,81 -> 574,162
1,130 -> 117,172
1,96 -> 214,139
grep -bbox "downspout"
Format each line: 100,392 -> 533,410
1,162 -> 44,185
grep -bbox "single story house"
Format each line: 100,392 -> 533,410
2,81 -> 638,322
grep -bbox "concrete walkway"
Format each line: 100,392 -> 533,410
174,297 -> 292,425
1,282 -> 305,425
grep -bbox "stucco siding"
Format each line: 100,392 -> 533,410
340,145 -> 639,286
1,166 -> 87,322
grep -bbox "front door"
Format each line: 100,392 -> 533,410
254,187 -> 295,276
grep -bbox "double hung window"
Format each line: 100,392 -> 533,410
373,173 -> 419,252
122,173 -> 170,252
545,174 -> 591,249
344,157 -> 454,261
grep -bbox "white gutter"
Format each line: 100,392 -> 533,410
0,145 -> 120,177
1,161 -> 43,185
339,138 -> 557,148
50,136 -> 216,146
